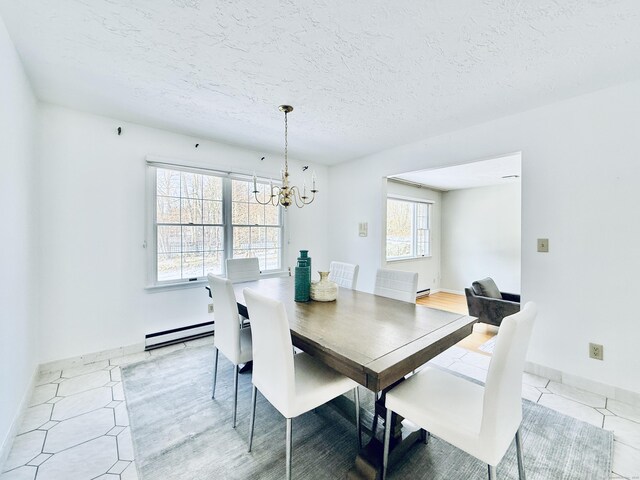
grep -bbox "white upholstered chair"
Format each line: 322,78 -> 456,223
244,288 -> 362,480
374,268 -> 418,303
329,261 -> 359,290
226,257 -> 260,283
207,274 -> 253,428
382,302 -> 538,480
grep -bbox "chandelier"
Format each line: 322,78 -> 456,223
252,105 -> 317,208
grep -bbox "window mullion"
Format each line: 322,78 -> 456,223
222,177 -> 233,275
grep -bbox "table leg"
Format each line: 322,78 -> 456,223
346,383 -> 423,480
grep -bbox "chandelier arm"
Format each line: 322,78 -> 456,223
252,186 -> 280,206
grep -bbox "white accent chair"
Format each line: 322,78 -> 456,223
329,261 -> 359,290
374,269 -> 418,303
244,288 -> 362,480
226,257 -> 260,283
207,274 -> 253,428
382,302 -> 538,480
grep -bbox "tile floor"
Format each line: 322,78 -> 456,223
2,336 -> 639,479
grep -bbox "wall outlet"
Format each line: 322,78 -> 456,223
208,303 -> 214,314
589,343 -> 603,360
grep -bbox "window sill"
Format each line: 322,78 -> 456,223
386,256 -> 432,264
145,270 -> 290,293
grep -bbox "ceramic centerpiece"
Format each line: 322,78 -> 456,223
310,271 -> 338,302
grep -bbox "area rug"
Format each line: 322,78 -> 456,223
121,345 -> 613,479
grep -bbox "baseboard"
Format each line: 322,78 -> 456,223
0,365 -> 39,471
39,342 -> 145,374
525,361 -> 640,406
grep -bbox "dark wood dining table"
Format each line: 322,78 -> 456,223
233,276 -> 477,479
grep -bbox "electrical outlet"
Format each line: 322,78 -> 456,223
589,343 -> 603,360
208,303 -> 214,314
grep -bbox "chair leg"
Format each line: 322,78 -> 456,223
515,428 -> 526,480
286,418 -> 292,480
382,407 -> 392,480
488,464 -> 497,480
211,347 -> 219,399
248,386 -> 257,452
232,364 -> 239,428
354,387 -> 362,449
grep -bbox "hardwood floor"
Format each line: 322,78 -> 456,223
418,291 -> 496,356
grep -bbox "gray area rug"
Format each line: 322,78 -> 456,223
122,345 -> 613,479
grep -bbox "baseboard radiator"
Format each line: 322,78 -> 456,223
416,288 -> 431,299
145,321 -> 214,350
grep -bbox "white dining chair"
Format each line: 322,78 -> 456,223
226,257 -> 260,283
382,302 -> 538,480
243,288 -> 362,480
329,261 -> 359,290
374,268 -> 418,303
207,274 -> 253,428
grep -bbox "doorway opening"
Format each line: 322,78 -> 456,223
385,152 -> 522,356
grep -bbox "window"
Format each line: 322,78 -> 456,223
386,197 -> 430,260
151,165 -> 284,285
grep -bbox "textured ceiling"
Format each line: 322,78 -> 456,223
1,1 -> 640,164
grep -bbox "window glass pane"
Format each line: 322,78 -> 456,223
386,199 -> 414,258
204,226 -> 224,252
157,196 -> 180,224
157,169 -> 180,197
264,204 -> 279,225
203,200 -> 222,224
181,198 -> 202,224
203,175 -> 223,200
181,172 -> 202,199
266,227 -> 281,247
250,227 -> 266,248
249,203 -> 264,225
232,179 -> 249,202
157,253 -> 181,281
232,202 -> 248,224
233,226 -> 251,250
233,249 -> 250,258
157,226 -> 181,254
251,249 -> 267,271
204,251 -> 223,275
182,252 -> 204,277
266,249 -> 280,270
182,226 -> 203,252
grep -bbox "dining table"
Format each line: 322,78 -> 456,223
232,276 -> 477,480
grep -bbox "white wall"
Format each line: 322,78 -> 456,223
38,104 -> 329,363
441,183 -> 521,293
385,181 -> 441,293
328,80 -> 640,394
0,16 -> 39,464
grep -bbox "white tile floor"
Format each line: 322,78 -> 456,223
2,337 -> 639,479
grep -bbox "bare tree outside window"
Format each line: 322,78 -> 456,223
386,198 -> 430,260
153,167 -> 283,284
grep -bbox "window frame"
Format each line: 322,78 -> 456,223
145,160 -> 287,289
385,195 -> 432,262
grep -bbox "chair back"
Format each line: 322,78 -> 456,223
329,261 -> 359,289
243,288 -> 295,415
226,257 -> 260,283
481,302 -> 537,445
207,274 -> 242,364
374,269 -> 418,303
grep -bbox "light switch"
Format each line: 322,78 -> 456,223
537,238 -> 549,253
359,222 -> 368,237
